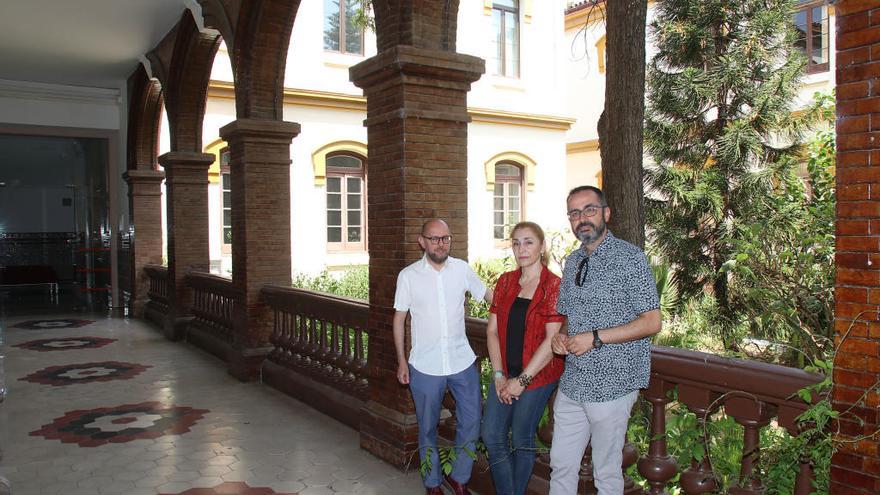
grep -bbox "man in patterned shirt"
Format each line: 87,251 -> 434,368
549,185 -> 662,494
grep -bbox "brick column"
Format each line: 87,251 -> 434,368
832,3 -> 880,494
219,119 -> 300,381
350,46 -> 484,467
123,170 -> 165,318
159,151 -> 213,341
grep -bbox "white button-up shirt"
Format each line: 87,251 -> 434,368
393,255 -> 487,376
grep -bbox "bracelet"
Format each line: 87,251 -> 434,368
517,373 -> 533,388
493,370 -> 505,380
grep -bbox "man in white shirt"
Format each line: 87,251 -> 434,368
393,219 -> 493,495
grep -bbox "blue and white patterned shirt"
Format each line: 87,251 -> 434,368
556,232 -> 660,403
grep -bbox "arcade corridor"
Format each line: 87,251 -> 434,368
0,314 -> 423,495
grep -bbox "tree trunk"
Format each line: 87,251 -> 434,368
598,0 -> 648,248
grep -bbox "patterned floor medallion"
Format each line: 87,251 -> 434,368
160,482 -> 297,495
13,336 -> 116,352
11,319 -> 95,330
30,402 -> 209,447
20,361 -> 150,386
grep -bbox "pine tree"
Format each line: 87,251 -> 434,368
644,0 -> 806,341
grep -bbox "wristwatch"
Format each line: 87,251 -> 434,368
592,329 -> 604,350
494,370 -> 505,380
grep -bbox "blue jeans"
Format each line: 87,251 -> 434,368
481,381 -> 557,495
409,363 -> 482,488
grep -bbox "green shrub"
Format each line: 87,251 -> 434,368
291,265 -> 369,301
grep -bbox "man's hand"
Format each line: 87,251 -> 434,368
565,333 -> 594,356
397,361 -> 410,384
551,333 -> 569,355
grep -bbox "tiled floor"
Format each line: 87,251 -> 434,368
0,314 -> 424,495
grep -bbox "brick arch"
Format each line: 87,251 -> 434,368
126,65 -> 163,171
198,0 -> 300,120
372,0 -> 460,52
146,12 -> 220,153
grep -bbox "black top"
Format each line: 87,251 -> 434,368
505,297 -> 531,377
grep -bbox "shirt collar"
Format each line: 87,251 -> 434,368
419,253 -> 449,272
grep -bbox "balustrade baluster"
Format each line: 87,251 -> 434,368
778,406 -> 819,495
294,314 -> 307,367
637,380 -> 678,494
678,385 -> 720,494
726,397 -> 775,495
355,327 -> 367,371
308,315 -> 321,373
355,327 -> 368,392
622,434 -> 641,494
341,325 -> 354,383
269,308 -> 280,358
279,311 -> 290,363
283,310 -> 293,362
329,323 -> 345,382
318,318 -> 330,374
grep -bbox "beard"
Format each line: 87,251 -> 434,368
426,250 -> 449,264
575,219 -> 606,244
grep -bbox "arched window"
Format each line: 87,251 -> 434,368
219,147 -> 232,250
326,152 -> 366,251
493,162 -> 524,240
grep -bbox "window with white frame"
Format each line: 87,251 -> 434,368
793,1 -> 829,74
326,153 -> 366,251
491,0 -> 520,78
493,162 -> 523,240
220,148 -> 232,248
324,0 -> 364,55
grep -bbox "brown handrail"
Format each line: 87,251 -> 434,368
262,286 -> 369,401
256,290 -> 825,494
463,313 -> 824,494
143,264 -> 169,315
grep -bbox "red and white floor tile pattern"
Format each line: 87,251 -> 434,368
0,315 -> 424,495
13,336 -> 117,352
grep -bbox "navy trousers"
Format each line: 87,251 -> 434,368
408,363 -> 482,488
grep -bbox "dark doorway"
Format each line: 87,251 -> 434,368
0,134 -> 110,316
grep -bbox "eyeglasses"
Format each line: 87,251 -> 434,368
421,235 -> 452,245
567,204 -> 606,221
575,256 -> 589,287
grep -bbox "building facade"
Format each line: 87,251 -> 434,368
162,0 -> 575,276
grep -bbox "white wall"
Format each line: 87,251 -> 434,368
459,0 -> 569,117
0,79 -> 121,130
285,105 -> 369,274
467,122 -> 571,261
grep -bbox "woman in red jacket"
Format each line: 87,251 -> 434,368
482,221 -> 565,495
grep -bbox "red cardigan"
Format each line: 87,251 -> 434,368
490,265 -> 565,390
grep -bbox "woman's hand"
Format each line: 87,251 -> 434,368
494,376 -> 508,401
500,378 -> 525,404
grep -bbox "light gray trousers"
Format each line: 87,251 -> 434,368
548,390 -> 639,495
